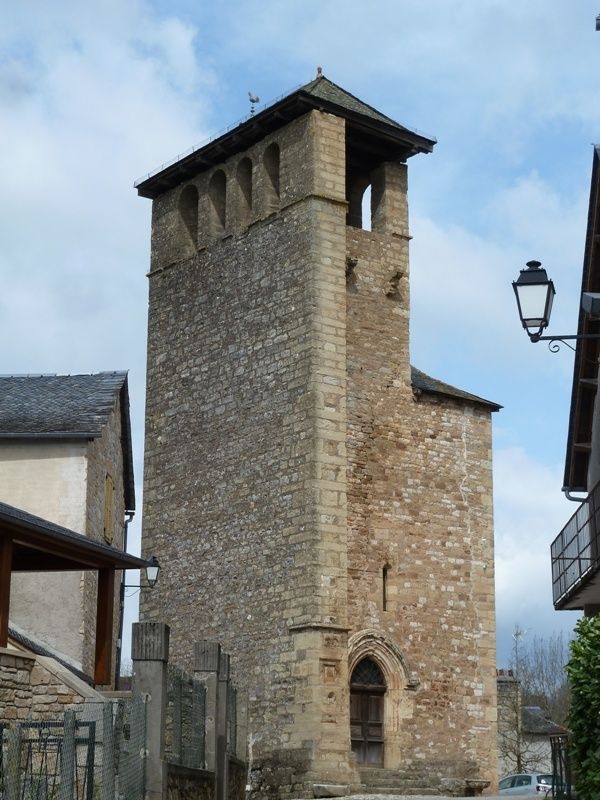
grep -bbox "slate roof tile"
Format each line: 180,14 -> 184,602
0,372 -> 128,437
411,366 -> 501,411
0,372 -> 135,510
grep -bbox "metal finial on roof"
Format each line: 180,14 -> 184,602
316,66 -> 323,78
248,91 -> 260,115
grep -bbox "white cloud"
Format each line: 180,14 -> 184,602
493,445 -> 581,664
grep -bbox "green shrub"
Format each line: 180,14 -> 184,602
566,616 -> 600,800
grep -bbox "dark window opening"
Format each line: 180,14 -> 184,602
382,565 -> 389,611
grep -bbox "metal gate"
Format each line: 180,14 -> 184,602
0,713 -> 96,800
550,733 -> 572,800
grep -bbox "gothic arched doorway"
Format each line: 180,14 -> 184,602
350,656 -> 386,766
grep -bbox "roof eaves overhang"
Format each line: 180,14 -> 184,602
135,90 -> 436,200
0,432 -> 99,439
564,146 -> 600,492
0,502 -> 148,572
118,377 -> 136,512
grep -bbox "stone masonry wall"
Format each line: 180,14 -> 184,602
346,220 -> 497,786
83,394 -> 127,685
0,649 -> 99,722
142,111 -> 354,792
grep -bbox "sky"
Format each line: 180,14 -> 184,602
2,0 -> 599,668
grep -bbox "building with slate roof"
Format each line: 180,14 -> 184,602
497,670 -> 568,775
0,372 -> 134,685
138,73 -> 500,796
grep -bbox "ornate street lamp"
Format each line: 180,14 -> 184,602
144,555 -> 160,588
123,554 -> 161,591
512,261 -> 556,341
513,260 -> 600,350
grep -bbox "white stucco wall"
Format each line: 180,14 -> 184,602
0,440 -> 88,529
1,440 -> 88,668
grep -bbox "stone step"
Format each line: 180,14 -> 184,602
358,768 -> 457,794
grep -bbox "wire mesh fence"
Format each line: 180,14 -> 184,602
0,695 -> 147,800
165,665 -> 206,769
227,684 -> 237,755
1,657 -> 240,800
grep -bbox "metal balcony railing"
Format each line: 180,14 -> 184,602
551,479 -> 600,607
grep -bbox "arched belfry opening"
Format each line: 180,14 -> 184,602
263,143 -> 280,212
208,169 -> 227,235
237,157 -> 253,225
178,184 -> 199,245
350,657 -> 386,766
346,164 -> 384,232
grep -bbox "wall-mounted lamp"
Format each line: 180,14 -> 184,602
115,555 -> 160,689
122,555 -> 161,591
513,260 -> 600,350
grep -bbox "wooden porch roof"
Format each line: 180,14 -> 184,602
0,501 -> 150,685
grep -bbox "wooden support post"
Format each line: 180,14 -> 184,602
0,537 -> 13,647
94,568 -> 115,686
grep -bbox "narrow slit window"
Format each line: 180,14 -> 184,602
382,565 -> 389,610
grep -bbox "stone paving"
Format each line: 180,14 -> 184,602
337,796 -> 503,800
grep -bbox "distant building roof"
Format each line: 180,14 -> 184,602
0,372 -> 135,510
522,706 -> 568,736
135,73 -> 436,199
411,366 -> 501,412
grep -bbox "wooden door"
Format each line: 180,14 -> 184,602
350,658 -> 386,766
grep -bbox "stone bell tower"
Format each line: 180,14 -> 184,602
137,74 -> 499,798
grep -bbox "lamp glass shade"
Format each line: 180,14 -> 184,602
512,261 -> 555,336
145,556 -> 160,588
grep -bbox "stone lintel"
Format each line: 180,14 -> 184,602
289,623 -> 350,634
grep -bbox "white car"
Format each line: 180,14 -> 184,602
499,773 -> 554,795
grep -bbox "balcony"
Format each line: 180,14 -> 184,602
551,479 -> 600,609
